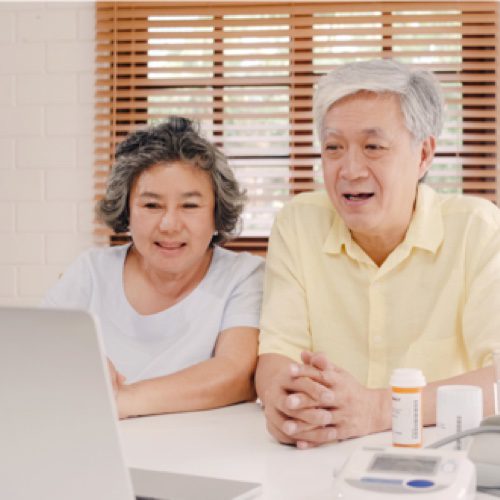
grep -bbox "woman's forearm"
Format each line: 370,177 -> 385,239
117,355 -> 256,418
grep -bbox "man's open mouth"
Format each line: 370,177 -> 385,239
343,193 -> 374,201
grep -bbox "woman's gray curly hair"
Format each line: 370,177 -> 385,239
96,117 -> 246,245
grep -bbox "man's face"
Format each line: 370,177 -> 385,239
321,91 -> 434,246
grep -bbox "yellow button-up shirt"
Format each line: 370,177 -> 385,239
259,184 -> 500,387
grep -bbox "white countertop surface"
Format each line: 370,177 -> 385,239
119,402 -> 493,499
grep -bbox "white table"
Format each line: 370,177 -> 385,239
120,402 -> 492,500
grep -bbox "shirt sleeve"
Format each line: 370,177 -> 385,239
258,206 -> 312,362
462,213 -> 500,368
220,256 -> 265,331
41,252 -> 92,310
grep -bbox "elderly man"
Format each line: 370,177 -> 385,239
256,59 -> 500,449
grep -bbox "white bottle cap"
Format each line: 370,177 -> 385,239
390,368 -> 426,388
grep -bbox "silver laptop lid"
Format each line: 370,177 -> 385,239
0,307 -> 135,500
131,468 -> 261,500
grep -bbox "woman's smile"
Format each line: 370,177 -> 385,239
154,240 -> 187,255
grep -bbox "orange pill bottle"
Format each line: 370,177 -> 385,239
390,368 -> 426,448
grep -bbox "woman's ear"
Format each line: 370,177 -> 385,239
418,136 -> 436,180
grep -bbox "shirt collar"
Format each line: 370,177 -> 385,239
322,184 -> 444,257
322,208 -> 350,255
404,183 -> 443,253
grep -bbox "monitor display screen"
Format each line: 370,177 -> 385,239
369,454 -> 439,475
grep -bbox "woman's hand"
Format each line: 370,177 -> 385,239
107,358 -> 126,396
107,359 -> 133,419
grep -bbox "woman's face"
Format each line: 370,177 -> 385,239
128,161 -> 216,277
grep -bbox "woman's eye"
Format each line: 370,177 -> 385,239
144,202 -> 161,209
325,144 -> 340,151
183,203 -> 199,209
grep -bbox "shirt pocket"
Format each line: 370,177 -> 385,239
403,336 -> 466,382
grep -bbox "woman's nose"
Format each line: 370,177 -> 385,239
159,211 -> 179,231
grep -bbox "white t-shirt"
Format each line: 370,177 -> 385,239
42,244 -> 264,383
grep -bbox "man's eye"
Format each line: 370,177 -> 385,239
325,144 -> 340,151
366,144 -> 386,151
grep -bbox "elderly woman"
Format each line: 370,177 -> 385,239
43,117 -> 264,418
256,59 -> 500,448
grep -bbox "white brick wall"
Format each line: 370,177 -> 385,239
0,2 -> 95,306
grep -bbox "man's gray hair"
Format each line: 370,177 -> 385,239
313,59 -> 444,143
96,116 -> 245,245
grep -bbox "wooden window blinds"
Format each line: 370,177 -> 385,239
95,1 -> 499,250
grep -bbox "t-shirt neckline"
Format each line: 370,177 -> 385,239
118,243 -> 220,318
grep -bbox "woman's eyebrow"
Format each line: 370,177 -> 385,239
138,191 -> 161,199
181,191 -> 203,198
138,191 -> 204,199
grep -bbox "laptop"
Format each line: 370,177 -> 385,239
0,307 -> 261,500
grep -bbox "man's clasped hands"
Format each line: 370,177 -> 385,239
262,351 -> 393,448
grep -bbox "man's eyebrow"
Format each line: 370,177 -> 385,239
323,127 -> 390,139
323,128 -> 340,138
361,127 -> 389,138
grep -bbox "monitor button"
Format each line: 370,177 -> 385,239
407,479 -> 435,488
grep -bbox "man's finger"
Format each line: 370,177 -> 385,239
308,352 -> 332,372
284,392 -> 317,410
289,362 -> 325,382
281,407 -> 334,429
291,425 -> 338,445
266,419 -> 296,445
280,376 -> 336,407
300,350 -> 314,365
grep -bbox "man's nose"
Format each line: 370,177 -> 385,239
340,147 -> 368,180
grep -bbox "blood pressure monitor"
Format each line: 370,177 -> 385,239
332,446 -> 476,499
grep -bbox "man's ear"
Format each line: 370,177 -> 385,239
418,136 -> 436,180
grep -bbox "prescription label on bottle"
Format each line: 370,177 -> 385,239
392,388 -> 422,447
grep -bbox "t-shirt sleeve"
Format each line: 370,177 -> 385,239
258,206 -> 312,362
41,252 -> 92,310
219,256 -> 265,331
462,215 -> 500,368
